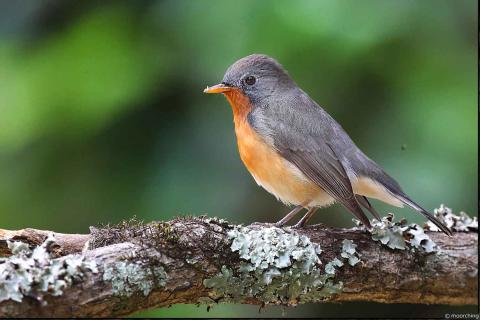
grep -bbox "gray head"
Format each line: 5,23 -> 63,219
204,54 -> 295,104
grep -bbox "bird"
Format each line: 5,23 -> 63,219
203,54 -> 452,235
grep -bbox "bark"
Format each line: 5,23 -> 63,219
0,217 -> 477,317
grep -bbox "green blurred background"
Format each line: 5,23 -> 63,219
0,0 -> 477,317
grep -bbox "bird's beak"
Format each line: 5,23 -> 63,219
203,83 -> 233,94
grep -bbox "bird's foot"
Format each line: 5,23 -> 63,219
250,221 -> 275,228
274,205 -> 304,228
291,207 -> 318,229
291,221 -> 308,229
274,221 -> 287,228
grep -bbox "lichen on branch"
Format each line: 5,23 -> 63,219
356,213 -> 438,252
0,205 -> 477,317
0,234 -> 97,304
203,225 -> 346,305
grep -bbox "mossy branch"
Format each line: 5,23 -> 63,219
0,213 -> 478,317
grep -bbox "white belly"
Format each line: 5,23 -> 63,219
351,176 -> 404,207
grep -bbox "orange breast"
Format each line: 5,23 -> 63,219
224,90 -> 333,208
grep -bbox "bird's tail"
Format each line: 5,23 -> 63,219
352,153 -> 452,235
393,193 -> 452,236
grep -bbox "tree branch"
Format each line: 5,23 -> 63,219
0,215 -> 477,317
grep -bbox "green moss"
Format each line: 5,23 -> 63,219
103,261 -> 167,297
0,234 -> 97,304
89,217 -> 183,252
203,226 -> 343,306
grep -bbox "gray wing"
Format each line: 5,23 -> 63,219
249,89 -> 371,228
250,88 -> 452,235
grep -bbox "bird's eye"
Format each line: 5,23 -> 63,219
244,76 -> 256,86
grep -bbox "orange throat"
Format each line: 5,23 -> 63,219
223,89 -> 260,179
223,89 -> 256,174
222,90 -> 333,208
223,89 -> 253,124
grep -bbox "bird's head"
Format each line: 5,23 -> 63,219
204,54 -> 294,105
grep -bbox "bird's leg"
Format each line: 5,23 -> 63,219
274,205 -> 304,227
293,207 -> 319,228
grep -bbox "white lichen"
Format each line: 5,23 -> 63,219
229,226 -> 322,271
203,216 -> 230,226
340,239 -> 360,266
367,215 -> 407,250
357,213 -> 437,253
0,234 -> 98,304
425,204 -> 478,232
324,258 -> 343,275
203,226 -> 342,305
103,261 -> 167,297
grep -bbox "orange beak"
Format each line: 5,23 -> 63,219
203,83 -> 233,94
